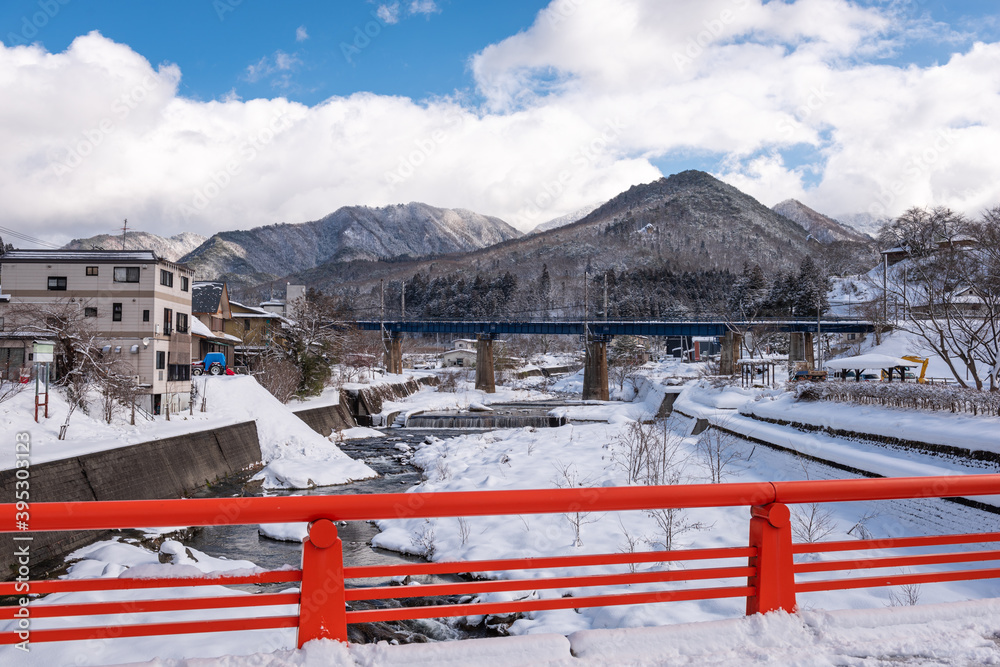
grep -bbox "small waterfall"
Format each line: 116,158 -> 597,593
406,413 -> 567,429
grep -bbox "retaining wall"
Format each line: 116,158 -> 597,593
0,421 -> 261,579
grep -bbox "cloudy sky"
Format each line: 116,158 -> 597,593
1,0 -> 998,246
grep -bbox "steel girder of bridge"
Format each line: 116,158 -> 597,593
354,320 -> 875,337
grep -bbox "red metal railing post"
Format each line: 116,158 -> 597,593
297,519 -> 348,647
746,503 -> 796,615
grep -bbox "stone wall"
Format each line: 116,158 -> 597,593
0,421 -> 261,579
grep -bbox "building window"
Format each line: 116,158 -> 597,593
176,312 -> 188,333
113,267 -> 140,283
156,351 -> 166,370
167,364 -> 191,382
142,309 -> 150,322
0,317 -> 4,332
163,308 -> 173,335
84,307 -> 98,318
86,266 -> 98,276
181,276 -> 189,292
112,303 -> 122,322
47,276 -> 67,290
160,269 -> 173,287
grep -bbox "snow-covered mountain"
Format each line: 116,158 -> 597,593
180,202 -> 521,284
63,231 -> 207,262
772,199 -> 871,244
834,211 -> 887,238
528,203 -> 602,235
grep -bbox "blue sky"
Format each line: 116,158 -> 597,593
1,1 -> 548,105
1,0 -> 999,241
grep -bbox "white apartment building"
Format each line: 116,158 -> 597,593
0,250 -> 194,415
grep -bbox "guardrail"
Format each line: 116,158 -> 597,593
2,475 -> 1000,650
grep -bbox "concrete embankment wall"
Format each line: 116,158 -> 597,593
293,376 -> 439,434
0,421 -> 261,579
293,401 -> 356,437
342,376 -> 438,426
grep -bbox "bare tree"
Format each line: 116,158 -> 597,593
609,336 -> 646,392
248,350 -> 302,404
552,461 -> 602,547
609,420 -> 706,550
875,206 -> 1000,390
6,298 -> 106,436
697,423 -> 745,484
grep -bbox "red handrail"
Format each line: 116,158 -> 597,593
1,474 -> 999,651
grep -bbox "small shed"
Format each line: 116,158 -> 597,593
737,358 -> 780,388
441,348 -> 477,368
825,354 -> 922,382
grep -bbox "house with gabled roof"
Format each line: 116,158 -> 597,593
191,281 -> 240,368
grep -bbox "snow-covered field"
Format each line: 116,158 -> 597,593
5,350 -> 1000,665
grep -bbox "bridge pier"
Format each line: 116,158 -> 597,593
583,339 -> 609,401
475,334 -> 496,393
720,331 -> 742,375
383,333 -> 403,375
789,333 -> 815,370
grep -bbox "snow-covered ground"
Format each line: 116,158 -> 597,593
6,357 -> 1000,665
0,375 -> 376,487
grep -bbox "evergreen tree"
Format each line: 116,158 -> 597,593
792,256 -> 830,316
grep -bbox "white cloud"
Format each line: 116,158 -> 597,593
376,3 -> 401,25
409,0 -> 438,16
295,25 -> 309,42
1,2 -> 999,247
243,50 -> 301,87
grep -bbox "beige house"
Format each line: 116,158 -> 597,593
191,281 -> 240,367
0,249 -> 194,415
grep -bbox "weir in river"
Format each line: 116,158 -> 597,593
404,402 -> 571,429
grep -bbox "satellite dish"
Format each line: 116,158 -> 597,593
142,338 -> 150,347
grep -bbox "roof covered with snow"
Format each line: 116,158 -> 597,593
1,249 -> 159,262
192,281 -> 225,314
825,354 -> 922,370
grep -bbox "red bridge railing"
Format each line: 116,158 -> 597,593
2,474 -> 1000,649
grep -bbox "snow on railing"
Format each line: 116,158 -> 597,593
3,476 -> 1000,649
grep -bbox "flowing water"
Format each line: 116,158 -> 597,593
184,428 -> 497,643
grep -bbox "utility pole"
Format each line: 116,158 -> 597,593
816,294 -> 822,370
583,272 -> 590,352
603,273 -> 608,322
401,281 -> 406,320
121,219 -> 129,250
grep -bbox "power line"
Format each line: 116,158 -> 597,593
0,224 -> 62,249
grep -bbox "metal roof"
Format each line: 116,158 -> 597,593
192,281 -> 225,314
1,249 -> 159,262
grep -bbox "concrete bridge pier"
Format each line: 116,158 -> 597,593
720,331 -> 743,375
582,338 -> 609,401
788,333 -> 815,369
475,334 -> 496,393
383,333 -> 403,375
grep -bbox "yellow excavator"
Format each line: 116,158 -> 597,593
881,355 -> 929,383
